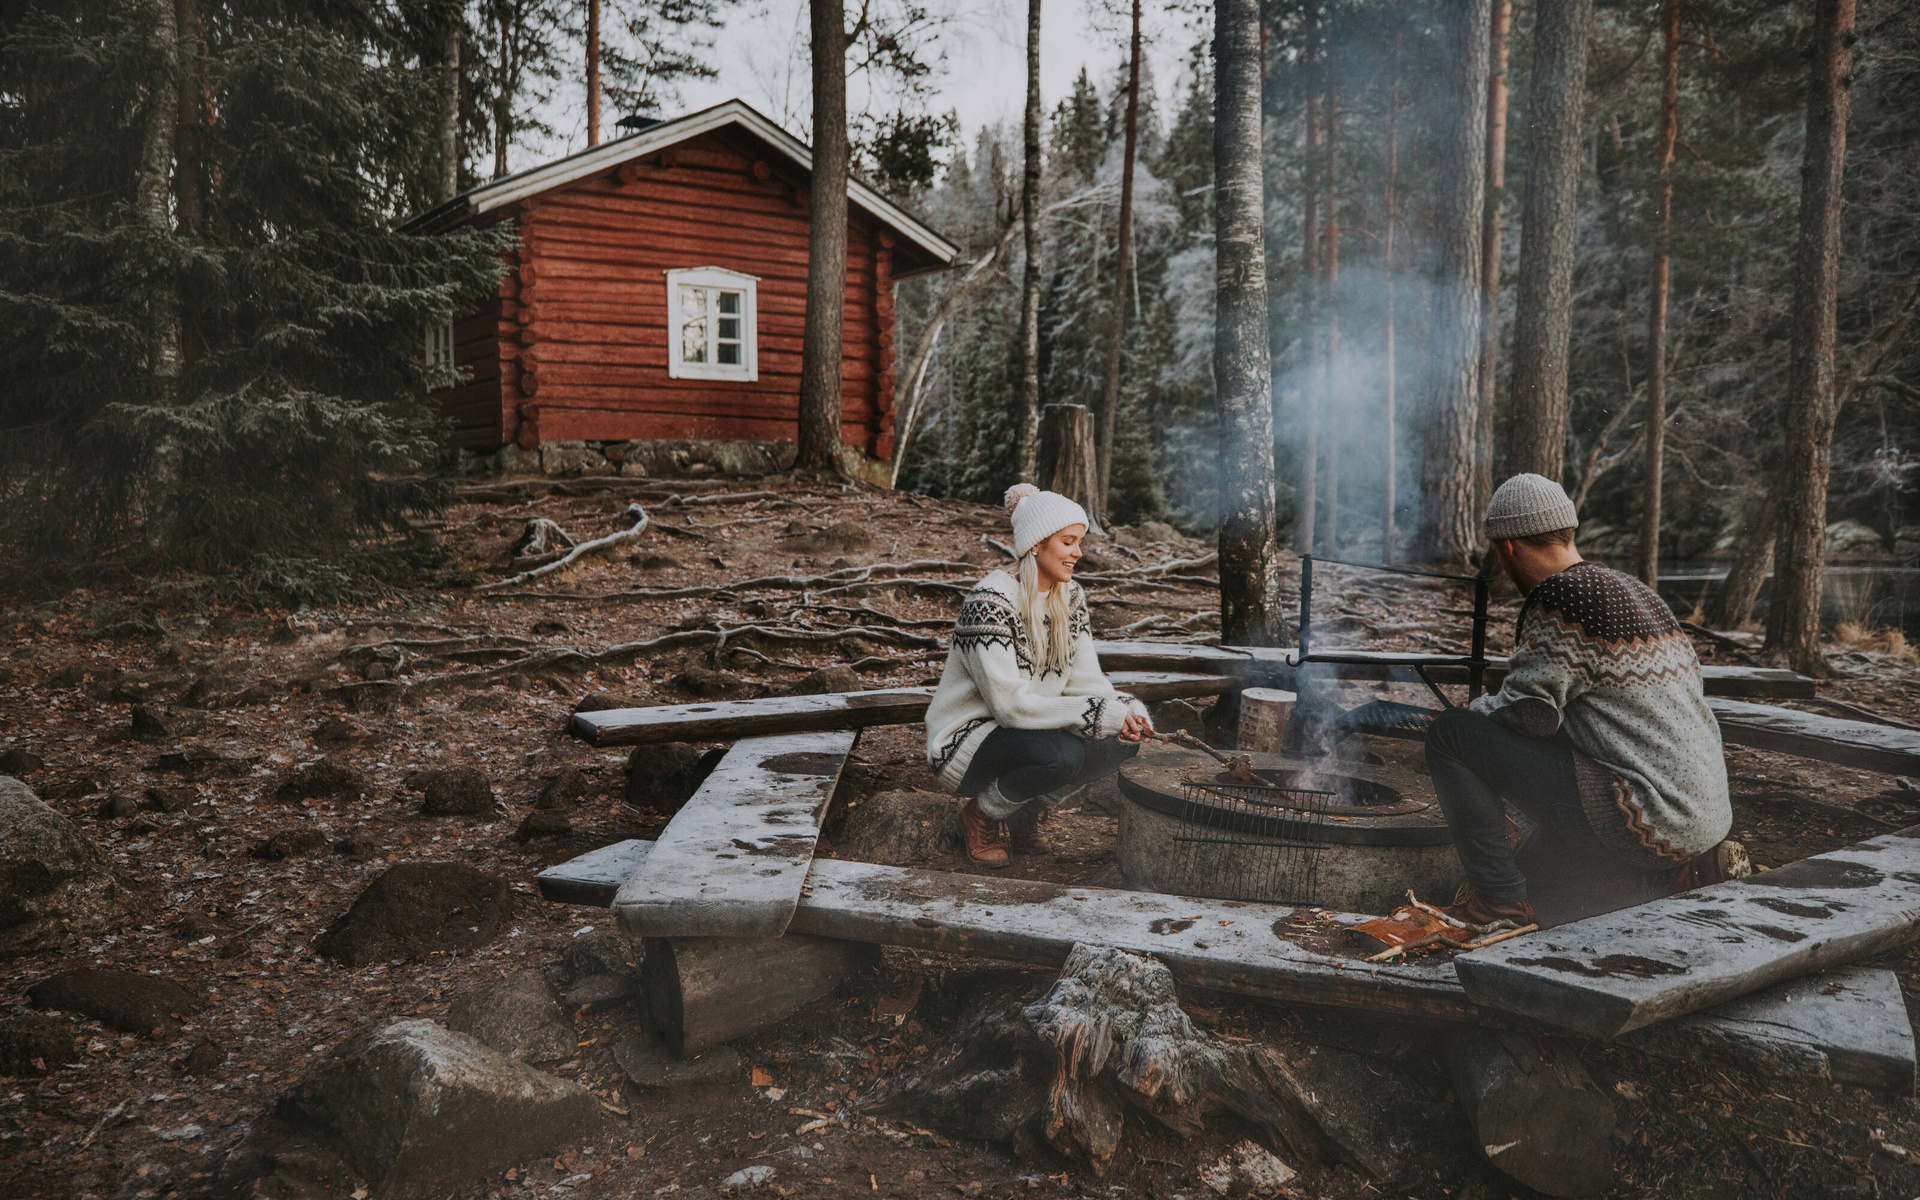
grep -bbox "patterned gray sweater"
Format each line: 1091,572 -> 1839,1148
1470,561 -> 1730,869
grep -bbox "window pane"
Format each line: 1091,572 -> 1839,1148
718,317 -> 739,340
680,287 -> 707,363
718,343 -> 739,365
718,291 -> 740,315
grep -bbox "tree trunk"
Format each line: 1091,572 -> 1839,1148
1382,35 -> 1402,564
797,0 -> 850,473
1475,0 -> 1511,514
1016,0 -> 1044,482
1507,0 -> 1595,482
1214,0 -> 1284,646
1095,0 -> 1143,516
139,0 -> 180,388
1765,0 -> 1856,674
493,9 -> 512,178
1292,5 -> 1321,555
585,0 -> 600,146
1039,404 -> 1099,520
1318,83 -> 1340,555
1415,0 -> 1490,566
1704,491 -> 1778,631
435,9 -> 462,202
173,0 -> 208,236
1639,0 -> 1679,586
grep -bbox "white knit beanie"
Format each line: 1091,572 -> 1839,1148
1484,473 -> 1580,540
1004,483 -> 1090,557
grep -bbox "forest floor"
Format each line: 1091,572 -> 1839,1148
4,473 -> 1920,1200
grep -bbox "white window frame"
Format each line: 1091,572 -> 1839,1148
425,319 -> 455,385
666,267 -> 759,382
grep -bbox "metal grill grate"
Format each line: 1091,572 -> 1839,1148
1170,778 -> 1336,905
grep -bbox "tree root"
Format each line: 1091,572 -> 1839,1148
474,504 -> 651,592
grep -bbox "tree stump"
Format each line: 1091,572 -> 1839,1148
1442,1028 -> 1615,1197
875,944 -> 1348,1177
1038,405 -> 1101,529
1236,688 -> 1297,752
641,934 -> 878,1057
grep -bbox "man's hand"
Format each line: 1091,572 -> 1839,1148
1119,713 -> 1153,742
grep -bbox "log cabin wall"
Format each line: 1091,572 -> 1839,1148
458,129 -> 892,458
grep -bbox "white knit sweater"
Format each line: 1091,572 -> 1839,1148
924,571 -> 1149,790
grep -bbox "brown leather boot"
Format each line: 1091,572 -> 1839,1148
1442,885 -> 1538,931
1670,840 -> 1752,894
960,797 -> 1009,868
1007,802 -> 1050,852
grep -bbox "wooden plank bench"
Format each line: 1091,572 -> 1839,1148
571,671 -> 1236,746
1455,824 -> 1920,1038
611,731 -> 856,939
1711,698 -> 1920,775
538,840 -> 1915,1089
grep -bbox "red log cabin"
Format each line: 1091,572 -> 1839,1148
406,99 -> 959,473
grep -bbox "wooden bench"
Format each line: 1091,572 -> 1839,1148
539,839 -> 1915,1090
612,731 -> 856,939
1456,824 -> 1920,1038
1711,697 -> 1920,775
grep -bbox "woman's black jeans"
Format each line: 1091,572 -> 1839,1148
957,727 -> 1138,819
1424,707 -> 1669,921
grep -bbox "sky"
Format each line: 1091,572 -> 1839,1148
535,0 -> 1200,165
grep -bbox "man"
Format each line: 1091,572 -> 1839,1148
1427,473 -> 1743,929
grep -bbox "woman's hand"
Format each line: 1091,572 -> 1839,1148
1118,713 -> 1153,742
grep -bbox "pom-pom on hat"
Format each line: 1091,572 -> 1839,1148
1003,483 -> 1091,557
1484,473 -> 1580,541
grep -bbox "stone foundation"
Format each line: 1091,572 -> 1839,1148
454,438 -> 893,485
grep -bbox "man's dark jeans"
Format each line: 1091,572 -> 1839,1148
1424,707 -> 1669,917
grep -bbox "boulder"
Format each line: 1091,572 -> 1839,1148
781,521 -> 875,554
0,747 -> 44,775
791,666 -> 862,696
572,691 -> 638,715
129,704 -> 206,743
623,742 -> 719,813
146,784 -> 198,813
539,440 -> 610,476
0,1012 -> 82,1074
155,744 -> 258,780
314,863 -> 515,967
27,968 -> 202,1036
1827,518 -> 1888,557
272,756 -> 371,804
832,790 -> 958,865
409,767 -> 495,817
672,666 -> 748,699
310,716 -> 365,747
512,811 -> 572,841
252,827 -> 331,861
182,1039 -> 227,1075
99,790 -> 144,819
533,767 -> 590,810
446,970 -> 576,1063
0,776 -> 146,955
559,928 -> 642,1009
218,1019 -> 608,1200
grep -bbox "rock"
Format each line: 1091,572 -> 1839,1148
564,972 -> 641,1009
513,811 -> 572,841
446,970 -> 576,1063
130,704 -> 205,743
497,442 -> 541,474
560,928 -> 642,1009
531,619 -> 572,636
0,777 -> 146,955
623,742 -> 716,813
146,784 -> 198,813
1201,1140 -> 1298,1197
363,661 -> 394,682
630,553 -> 683,570
253,828 -> 331,861
791,666 -> 862,696
182,1040 -> 227,1075
342,680 -> 405,713
272,756 -> 371,804
613,1030 -> 743,1090
534,767 -> 591,810
175,912 -> 221,941
99,789 -> 144,819
672,666 -> 748,699
721,1165 -> 777,1191
315,863 -> 515,967
409,767 -> 495,817
311,716 -> 365,746
0,1012 -> 82,1074
833,790 -> 958,865
782,521 -> 874,554
1827,518 -> 1888,556
218,1019 -> 608,1200
540,440 -> 610,476
573,691 -> 638,714
27,968 -> 202,1036
154,744 -> 258,780
0,747 -> 44,775
124,814 -> 167,837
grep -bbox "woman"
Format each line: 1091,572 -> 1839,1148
925,483 -> 1154,867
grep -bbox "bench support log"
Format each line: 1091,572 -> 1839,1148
1443,1028 -> 1615,1198
642,934 -> 880,1057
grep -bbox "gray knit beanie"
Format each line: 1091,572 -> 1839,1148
1484,473 -> 1579,540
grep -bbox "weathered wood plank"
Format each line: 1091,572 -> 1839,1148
612,731 -> 855,939
1456,825 -> 1920,1037
1624,964 -> 1916,1092
1710,698 -> 1920,775
536,840 -> 1916,1089
641,934 -> 879,1057
570,671 -> 1237,746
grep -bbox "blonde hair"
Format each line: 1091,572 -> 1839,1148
1017,547 -> 1076,677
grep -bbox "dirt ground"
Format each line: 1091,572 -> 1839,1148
4,474 -> 1920,1200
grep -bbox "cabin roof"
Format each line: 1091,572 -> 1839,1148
404,98 -> 960,272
